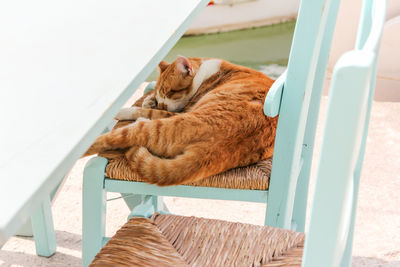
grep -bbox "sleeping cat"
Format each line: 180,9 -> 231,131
85,56 -> 278,186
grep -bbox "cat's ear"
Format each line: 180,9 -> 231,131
158,61 -> 169,73
176,56 -> 193,76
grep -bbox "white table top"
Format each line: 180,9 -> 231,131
0,0 -> 207,245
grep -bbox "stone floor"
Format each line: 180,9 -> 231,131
1,95 -> 399,266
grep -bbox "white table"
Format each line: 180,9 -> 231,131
0,0 -> 208,249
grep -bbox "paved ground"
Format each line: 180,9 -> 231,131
1,93 -> 399,266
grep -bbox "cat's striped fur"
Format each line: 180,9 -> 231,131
85,56 -> 278,186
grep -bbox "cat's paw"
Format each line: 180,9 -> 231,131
142,95 -> 157,108
133,117 -> 150,125
115,107 -> 138,121
136,117 -> 150,122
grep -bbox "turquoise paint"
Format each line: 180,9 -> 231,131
105,179 -> 268,203
121,193 -> 165,218
82,157 -> 108,267
265,0 -> 342,230
128,196 -> 155,219
264,70 -> 286,117
340,0 -> 387,265
31,197 -> 56,257
292,0 -> 342,233
303,0 -> 387,265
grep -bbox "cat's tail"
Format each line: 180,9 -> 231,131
83,134 -> 109,157
83,122 -> 146,157
126,146 -> 216,186
83,128 -> 132,157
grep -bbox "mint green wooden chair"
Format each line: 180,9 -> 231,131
82,0 -> 344,265
86,1 -> 387,265
305,0 -> 387,264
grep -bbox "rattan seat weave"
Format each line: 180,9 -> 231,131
90,213 -> 304,267
100,149 -> 272,190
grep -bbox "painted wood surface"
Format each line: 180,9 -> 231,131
0,0 -> 208,246
303,0 -> 387,265
105,179 -> 269,203
265,0 -> 342,229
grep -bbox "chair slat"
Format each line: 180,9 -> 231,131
292,0 -> 343,232
266,0 -> 341,229
105,179 -> 269,203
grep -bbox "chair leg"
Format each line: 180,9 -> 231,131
340,228 -> 354,267
291,172 -> 309,232
264,200 -> 280,227
82,157 -> 108,267
122,194 -> 169,213
339,180 -> 360,267
31,196 -> 56,257
265,176 -> 295,229
152,196 -> 169,213
121,193 -> 144,210
16,219 -> 33,237
128,195 -> 156,219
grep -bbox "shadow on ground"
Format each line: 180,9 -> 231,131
0,250 -> 81,267
0,231 -> 82,266
54,230 -> 82,251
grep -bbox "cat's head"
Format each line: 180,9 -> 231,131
154,56 -> 196,112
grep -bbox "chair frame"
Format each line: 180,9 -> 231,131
82,0 -> 387,265
304,0 -> 387,265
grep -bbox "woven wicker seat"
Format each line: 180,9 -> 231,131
100,149 -> 272,190
90,213 -> 304,267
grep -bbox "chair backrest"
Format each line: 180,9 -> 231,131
302,0 -> 387,266
264,0 -> 343,229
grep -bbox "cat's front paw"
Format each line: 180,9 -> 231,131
115,107 -> 138,121
142,95 -> 157,108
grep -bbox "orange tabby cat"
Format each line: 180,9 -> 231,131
85,56 -> 278,186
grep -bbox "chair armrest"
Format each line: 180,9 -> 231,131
263,70 -> 287,117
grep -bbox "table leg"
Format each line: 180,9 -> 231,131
16,177 -> 64,238
31,196 -> 56,257
16,219 -> 33,237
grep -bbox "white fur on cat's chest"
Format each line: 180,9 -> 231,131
157,59 -> 222,112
